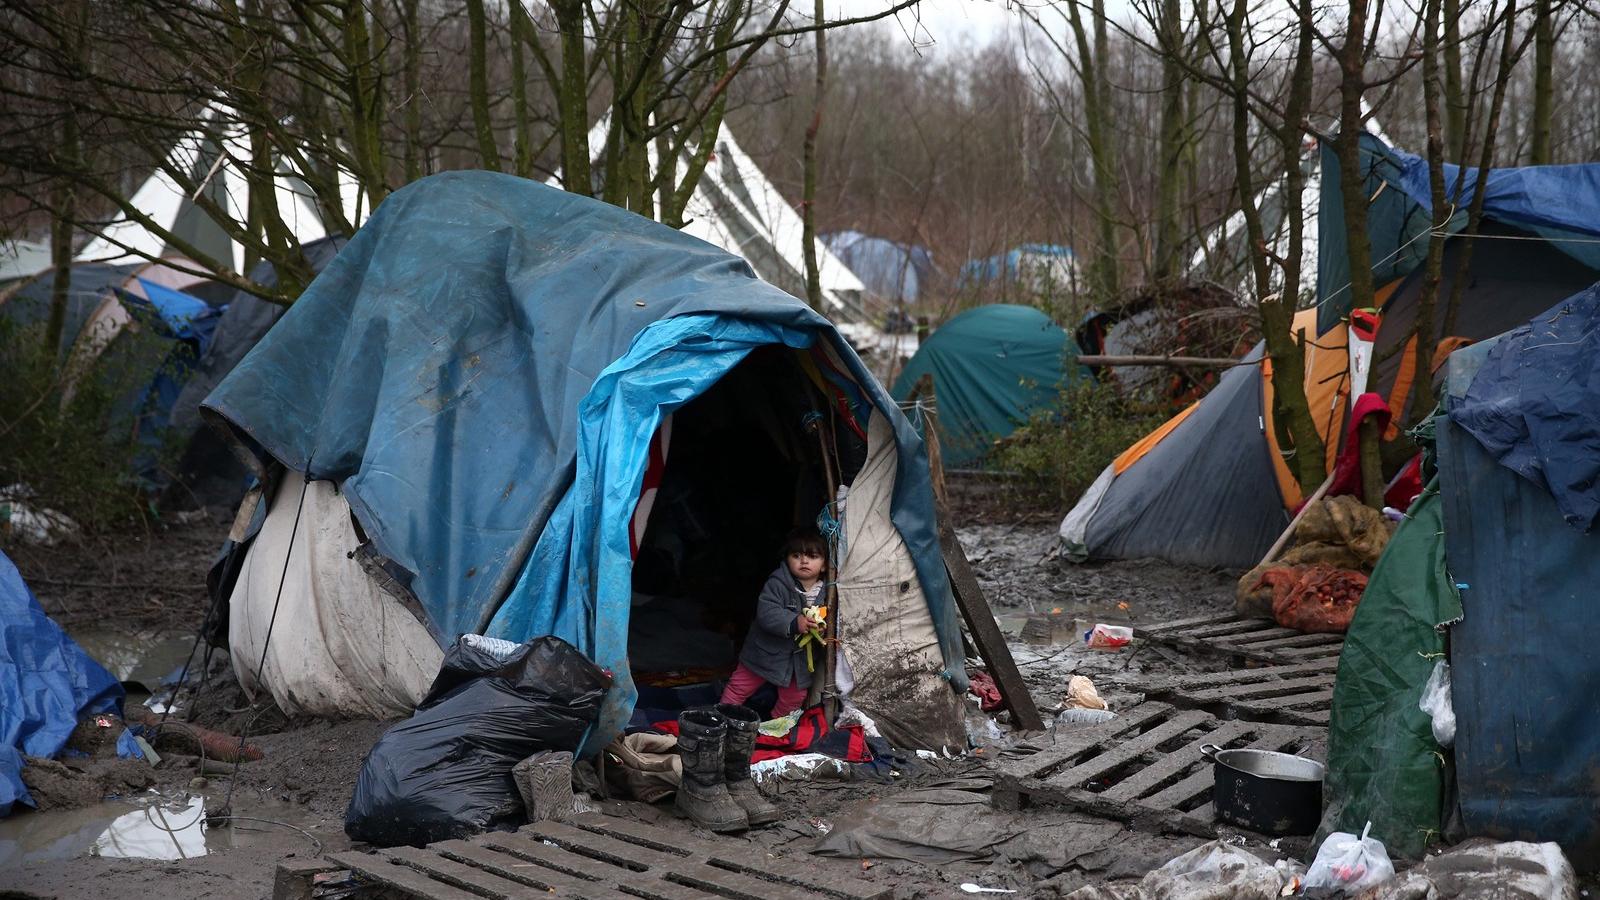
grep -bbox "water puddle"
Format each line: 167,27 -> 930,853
0,791 -> 312,869
69,628 -> 198,698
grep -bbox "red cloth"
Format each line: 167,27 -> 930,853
1327,392 -> 1393,501
1385,452 -> 1424,511
650,705 -> 872,764
967,670 -> 1003,712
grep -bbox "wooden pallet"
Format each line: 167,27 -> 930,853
1135,613 -> 1345,665
994,702 -> 1323,838
1107,659 -> 1339,726
280,814 -> 889,900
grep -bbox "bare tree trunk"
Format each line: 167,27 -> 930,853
801,0 -> 827,311
47,181 -> 75,361
344,0 -> 389,203
1334,0 -> 1376,319
401,0 -> 422,182
1443,0 -> 1467,161
1065,0 -> 1122,298
1530,0 -> 1554,164
1152,0 -> 1185,281
465,0 -> 502,172
509,0 -> 534,177
1408,0 -> 1452,418
555,2 -> 591,195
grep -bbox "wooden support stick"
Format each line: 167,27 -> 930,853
916,374 -> 1044,732
1078,354 -> 1247,369
1260,472 -> 1335,567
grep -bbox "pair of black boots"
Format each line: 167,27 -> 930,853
674,704 -> 779,832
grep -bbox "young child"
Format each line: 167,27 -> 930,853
719,526 -> 828,717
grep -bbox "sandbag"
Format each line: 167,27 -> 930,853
1294,495 -> 1395,568
1258,565 -> 1368,634
344,636 -> 610,847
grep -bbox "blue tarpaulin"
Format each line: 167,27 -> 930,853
1451,282 -> 1600,531
1316,134 -> 1600,333
0,549 -> 123,816
203,171 -> 966,746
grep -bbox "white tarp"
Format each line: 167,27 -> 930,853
836,412 -> 966,751
229,470 -> 442,718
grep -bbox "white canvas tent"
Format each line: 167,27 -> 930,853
558,120 -> 877,334
75,106 -> 366,274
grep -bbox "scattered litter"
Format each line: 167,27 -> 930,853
1365,839 -> 1575,899
1083,624 -> 1132,650
759,708 -> 802,737
1303,822 -> 1395,893
960,884 -> 1017,894
0,485 -> 81,546
750,752 -> 847,784
1418,659 -> 1455,746
1055,708 -> 1116,727
1062,675 -> 1108,710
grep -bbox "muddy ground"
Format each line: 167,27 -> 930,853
0,502 -> 1250,900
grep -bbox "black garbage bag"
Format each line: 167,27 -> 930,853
344,635 -> 611,847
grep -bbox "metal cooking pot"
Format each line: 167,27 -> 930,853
1200,744 -> 1325,836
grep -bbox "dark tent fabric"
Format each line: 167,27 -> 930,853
1365,222 -> 1600,425
0,263 -> 139,357
202,171 -> 964,746
1317,134 -> 1600,333
889,304 -> 1081,468
1450,282 -> 1600,531
1075,345 -> 1286,568
1436,285 -> 1600,860
169,237 -> 346,507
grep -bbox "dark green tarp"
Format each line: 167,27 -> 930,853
1319,477 -> 1461,858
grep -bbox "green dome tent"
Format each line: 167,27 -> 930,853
890,304 -> 1081,467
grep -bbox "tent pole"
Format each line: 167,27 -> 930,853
916,374 -> 1045,732
1260,471 -> 1336,567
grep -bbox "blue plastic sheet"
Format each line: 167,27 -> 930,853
1451,282 -> 1600,530
0,549 -> 123,816
202,172 -> 966,743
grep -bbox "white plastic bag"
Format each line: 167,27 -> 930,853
1135,840 -> 1286,900
1418,659 -> 1455,747
1303,822 -> 1396,893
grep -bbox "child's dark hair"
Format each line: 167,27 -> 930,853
782,525 -> 828,561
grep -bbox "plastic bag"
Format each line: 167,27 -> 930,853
1136,840 -> 1287,900
345,635 -> 611,847
1418,659 -> 1455,747
1303,822 -> 1396,893
1084,624 -> 1132,649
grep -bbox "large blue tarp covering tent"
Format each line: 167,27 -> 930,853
0,549 -> 124,816
203,171 -> 966,748
1317,134 -> 1600,333
888,304 -> 1082,468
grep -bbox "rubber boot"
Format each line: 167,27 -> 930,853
715,703 -> 781,826
673,708 -> 748,832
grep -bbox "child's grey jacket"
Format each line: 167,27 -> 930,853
738,565 -> 815,690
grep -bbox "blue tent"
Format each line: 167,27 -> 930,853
823,231 -> 935,303
1,550 -> 126,816
958,244 -> 1075,289
203,172 -> 968,750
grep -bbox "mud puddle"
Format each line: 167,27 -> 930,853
0,790 -> 314,868
70,628 -> 198,696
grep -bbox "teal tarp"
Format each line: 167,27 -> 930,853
889,304 -> 1081,467
203,171 -> 966,749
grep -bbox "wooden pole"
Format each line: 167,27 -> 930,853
916,375 -> 1045,732
1077,354 -> 1247,369
1260,471 -> 1335,567
1359,417 -> 1385,509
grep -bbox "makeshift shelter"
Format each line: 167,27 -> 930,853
1062,138 -> 1600,570
824,231 -> 936,305
204,171 -> 969,753
958,245 -> 1075,295
888,305 -> 1081,468
1323,280 -> 1600,863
